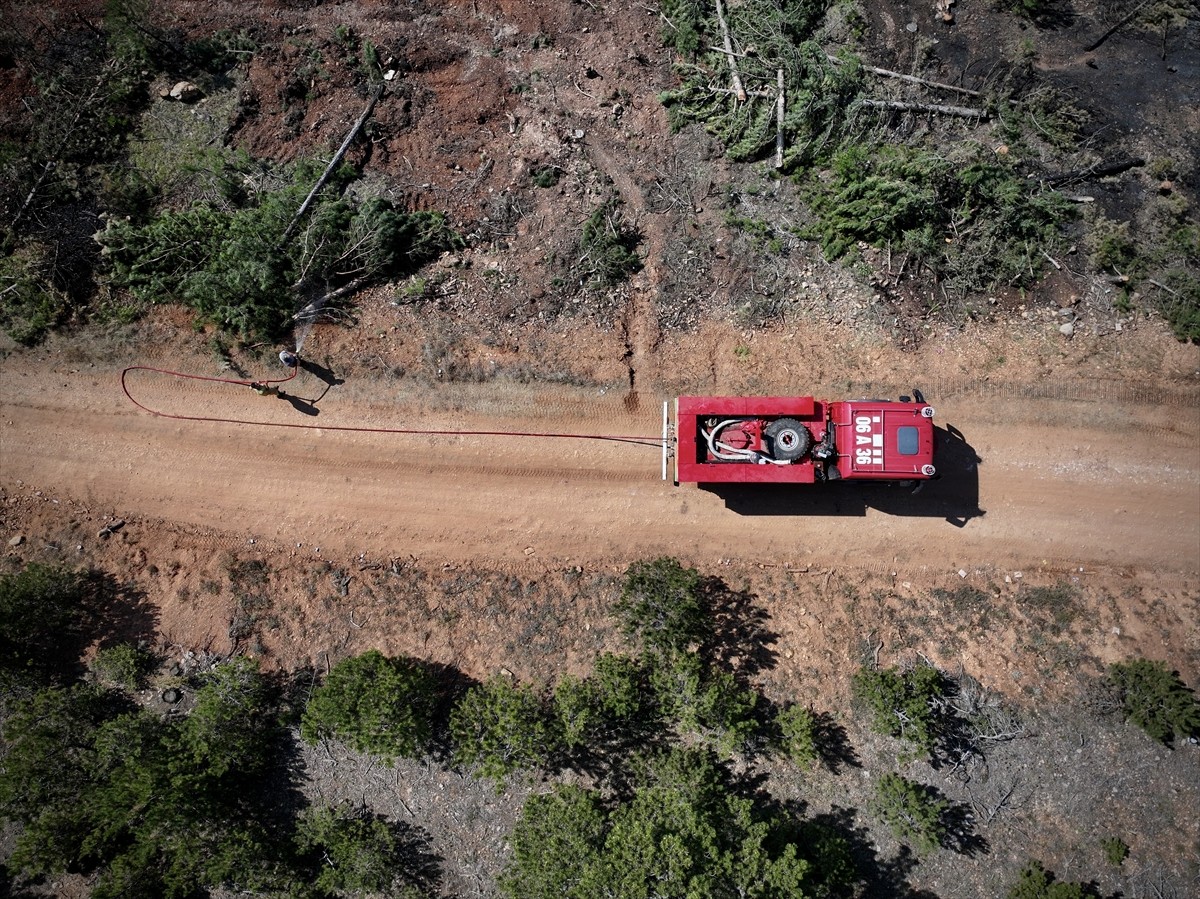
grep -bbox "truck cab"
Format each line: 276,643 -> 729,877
826,400 -> 937,481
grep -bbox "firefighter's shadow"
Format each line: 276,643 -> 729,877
299,358 -> 344,388
706,424 -> 984,525
278,359 -> 345,415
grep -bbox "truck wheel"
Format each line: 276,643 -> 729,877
764,418 -> 812,461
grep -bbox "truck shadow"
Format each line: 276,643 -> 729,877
704,423 -> 984,525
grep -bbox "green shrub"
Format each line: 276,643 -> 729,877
804,145 -> 1074,295
657,6 -> 857,168
91,643 -> 156,691
0,563 -> 86,686
500,784 -> 608,899
851,663 -> 947,759
97,163 -> 461,340
1106,658 -> 1200,746
553,673 -> 599,750
872,772 -> 948,855
579,197 -> 642,286
1160,271 -> 1200,342
451,676 -> 558,785
295,804 -> 420,896
531,165 -> 561,188
775,703 -> 819,767
1007,860 -> 1095,898
1100,835 -> 1129,867
301,650 -> 440,763
0,241 -> 73,346
1088,215 -> 1141,278
649,651 -> 758,755
615,557 -> 708,656
0,664 -> 287,897
178,657 -> 280,784
500,746 -> 851,899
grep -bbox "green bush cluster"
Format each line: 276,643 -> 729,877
450,676 -> 559,785
0,654 -> 444,897
1100,835 -> 1129,867
1007,860 -> 1095,898
296,804 -> 428,897
500,746 -> 853,899
553,652 -> 646,749
851,662 -> 948,759
0,563 -> 86,689
0,242 -> 73,346
300,649 -> 440,763
578,197 -> 642,286
775,703 -> 820,767
872,772 -> 949,855
614,556 -> 708,655
804,145 -> 1075,293
90,643 -> 157,691
1106,658 -> 1200,746
98,163 -> 460,340
658,4 -> 853,167
0,661 -> 285,897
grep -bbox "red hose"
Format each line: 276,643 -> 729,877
120,364 -> 661,448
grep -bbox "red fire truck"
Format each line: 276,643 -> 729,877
667,392 -> 936,486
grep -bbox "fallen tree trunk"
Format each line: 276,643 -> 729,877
860,98 -> 988,119
827,53 -> 983,97
277,83 -> 384,249
774,68 -> 785,169
1044,157 -> 1145,187
714,0 -> 746,102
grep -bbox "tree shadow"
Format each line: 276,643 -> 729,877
812,711 -> 861,774
81,569 -> 160,653
804,805 -> 942,899
704,423 -> 984,527
939,795 -> 989,857
1029,2 -> 1078,30
699,576 -> 780,680
419,660 -> 481,766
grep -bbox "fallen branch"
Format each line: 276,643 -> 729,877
293,277 -> 370,314
278,83 -> 384,249
1084,0 -> 1156,53
1043,157 -> 1144,187
712,87 -> 775,99
1147,278 -> 1181,298
827,53 -> 983,97
714,0 -> 746,102
860,98 -> 988,119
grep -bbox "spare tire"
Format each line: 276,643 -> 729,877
764,418 -> 812,461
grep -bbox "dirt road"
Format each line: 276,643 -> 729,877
3,348 -> 1197,582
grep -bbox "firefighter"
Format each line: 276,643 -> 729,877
250,382 -> 280,397
279,350 -> 299,368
